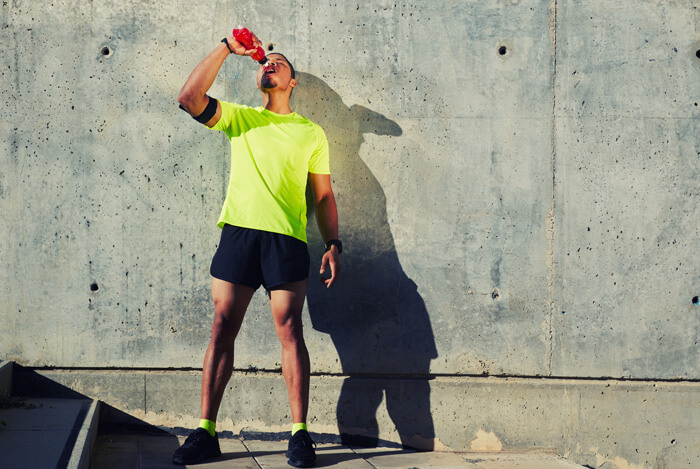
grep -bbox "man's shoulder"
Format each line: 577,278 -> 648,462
219,100 -> 252,112
291,112 -> 326,134
292,111 -> 316,125
210,101 -> 252,132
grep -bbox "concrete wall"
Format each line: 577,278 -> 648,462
1,0 -> 699,467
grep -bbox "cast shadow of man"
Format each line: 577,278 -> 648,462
292,73 -> 438,450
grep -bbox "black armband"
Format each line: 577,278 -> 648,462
187,96 -> 218,124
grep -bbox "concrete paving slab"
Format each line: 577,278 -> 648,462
358,446 -> 479,468
461,452 -> 585,468
244,439 -> 375,468
92,434 -> 261,468
312,446 -> 376,468
90,435 -> 140,468
140,435 -> 188,469
239,439 -> 293,468
185,435 -> 263,468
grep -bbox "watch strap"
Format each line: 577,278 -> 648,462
325,239 -> 342,254
221,37 -> 234,54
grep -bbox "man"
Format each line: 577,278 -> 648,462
173,29 -> 341,468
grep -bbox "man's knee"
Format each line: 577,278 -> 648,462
211,314 -> 238,346
275,315 -> 304,346
210,297 -> 242,344
213,294 -> 234,316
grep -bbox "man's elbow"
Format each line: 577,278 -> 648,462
314,191 -> 334,207
178,85 -> 206,113
177,90 -> 195,113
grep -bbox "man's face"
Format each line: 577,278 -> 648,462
257,53 -> 296,92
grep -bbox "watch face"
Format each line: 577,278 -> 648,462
326,240 -> 342,253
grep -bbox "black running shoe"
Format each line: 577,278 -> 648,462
286,429 -> 317,467
173,427 -> 222,465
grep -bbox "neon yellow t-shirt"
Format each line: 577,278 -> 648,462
210,101 -> 330,243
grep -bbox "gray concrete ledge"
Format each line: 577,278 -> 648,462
18,368 -> 700,468
67,399 -> 100,469
0,361 -> 12,397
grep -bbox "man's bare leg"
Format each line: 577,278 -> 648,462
270,280 -> 310,424
201,278 -> 255,421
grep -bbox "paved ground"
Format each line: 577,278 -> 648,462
91,433 -> 586,468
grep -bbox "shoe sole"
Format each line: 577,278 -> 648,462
173,451 -> 222,465
286,458 -> 316,468
286,451 -> 316,468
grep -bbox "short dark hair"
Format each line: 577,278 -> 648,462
268,52 -> 295,79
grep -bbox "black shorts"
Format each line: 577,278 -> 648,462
210,224 -> 310,290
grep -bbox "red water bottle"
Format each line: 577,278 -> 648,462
232,26 -> 267,64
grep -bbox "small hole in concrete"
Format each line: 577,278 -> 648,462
491,288 -> 500,300
499,46 -> 507,56
693,296 -> 699,306
101,46 -> 111,56
266,43 -> 275,52
696,49 -> 700,59
90,282 -> 99,292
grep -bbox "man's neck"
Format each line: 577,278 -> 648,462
262,92 -> 292,115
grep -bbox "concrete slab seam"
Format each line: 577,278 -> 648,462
546,0 -> 559,377
27,366 -> 700,384
352,447 -> 380,469
239,438 -> 264,469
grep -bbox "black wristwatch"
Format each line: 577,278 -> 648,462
221,37 -> 234,54
325,239 -> 342,254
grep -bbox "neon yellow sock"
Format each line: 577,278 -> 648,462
199,419 -> 216,437
292,423 -> 308,435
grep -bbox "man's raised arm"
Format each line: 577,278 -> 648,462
177,31 -> 263,128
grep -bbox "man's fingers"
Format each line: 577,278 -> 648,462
319,250 -> 340,288
324,258 -> 339,288
320,253 -> 329,273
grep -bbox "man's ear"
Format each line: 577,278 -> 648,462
289,78 -> 297,89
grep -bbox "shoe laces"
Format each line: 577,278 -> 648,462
185,428 -> 211,445
291,430 -> 316,448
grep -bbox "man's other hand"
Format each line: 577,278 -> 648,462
320,246 -> 340,288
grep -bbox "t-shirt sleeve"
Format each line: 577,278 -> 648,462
210,101 -> 246,134
308,123 -> 330,174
